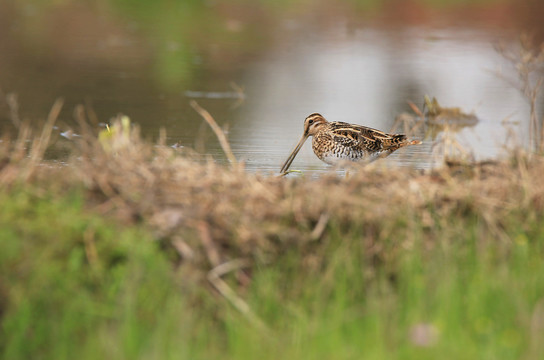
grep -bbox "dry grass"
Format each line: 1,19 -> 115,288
497,34 -> 544,151
2,107 -> 543,271
1,36 -> 544,313
69,128 -> 544,269
1,97 -> 544,330
2,37 -> 544,360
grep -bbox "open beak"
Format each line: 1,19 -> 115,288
280,134 -> 309,174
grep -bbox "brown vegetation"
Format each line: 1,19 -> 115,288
1,102 -> 543,277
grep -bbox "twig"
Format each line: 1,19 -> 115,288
18,98 -> 64,181
208,259 -> 267,330
311,213 -> 329,240
407,100 -> 425,118
190,100 -> 238,165
30,97 -> 63,163
198,221 -> 221,267
172,237 -> 195,261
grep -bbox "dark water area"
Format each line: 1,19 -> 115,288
0,0 -> 543,174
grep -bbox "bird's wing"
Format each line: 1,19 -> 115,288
329,122 -> 386,151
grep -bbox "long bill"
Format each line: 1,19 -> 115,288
280,134 -> 309,174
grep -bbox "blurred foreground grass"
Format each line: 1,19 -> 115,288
0,113 -> 544,359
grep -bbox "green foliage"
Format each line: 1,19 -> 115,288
2,113 -> 544,359
1,183 -> 544,359
0,188 -> 200,359
225,216 -> 544,360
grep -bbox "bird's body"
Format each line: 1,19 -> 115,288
280,113 -> 421,173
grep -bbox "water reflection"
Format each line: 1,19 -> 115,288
0,0 -> 542,175
237,27 -> 531,173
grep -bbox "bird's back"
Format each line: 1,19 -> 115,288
312,121 -> 418,164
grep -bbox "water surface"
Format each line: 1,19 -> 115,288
0,1 -> 542,175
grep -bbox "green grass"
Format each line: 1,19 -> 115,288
225,216 -> 544,360
0,187 -> 202,359
1,185 -> 543,359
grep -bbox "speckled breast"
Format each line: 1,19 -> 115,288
312,137 -> 369,164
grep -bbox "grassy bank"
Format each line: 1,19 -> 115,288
1,117 -> 544,359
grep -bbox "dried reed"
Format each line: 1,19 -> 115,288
190,100 -> 238,165
1,102 -> 542,271
497,34 -> 544,152
1,98 -> 544,322
64,114 -> 544,270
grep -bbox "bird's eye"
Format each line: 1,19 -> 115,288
308,119 -> 314,124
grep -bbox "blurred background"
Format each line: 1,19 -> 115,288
0,0 -> 543,172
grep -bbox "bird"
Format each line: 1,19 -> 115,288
280,113 -> 421,174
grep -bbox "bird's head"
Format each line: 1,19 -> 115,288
303,113 -> 328,136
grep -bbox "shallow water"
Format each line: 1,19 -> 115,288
234,27 -> 530,174
0,1 -> 542,175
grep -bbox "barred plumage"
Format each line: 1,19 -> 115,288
280,113 -> 421,173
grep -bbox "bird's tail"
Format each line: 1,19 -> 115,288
386,135 -> 421,151
401,139 -> 422,147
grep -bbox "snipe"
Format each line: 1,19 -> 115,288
280,113 -> 421,174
